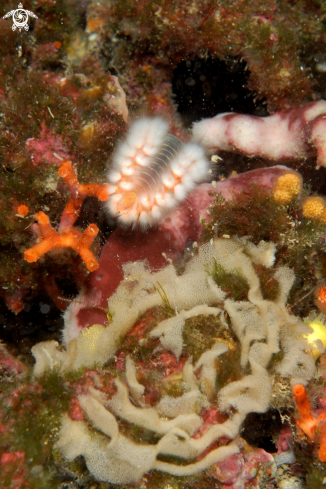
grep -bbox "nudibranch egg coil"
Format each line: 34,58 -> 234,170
106,117 -> 209,228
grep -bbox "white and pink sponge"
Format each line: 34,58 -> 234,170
36,236 -> 316,485
106,117 -> 209,228
192,100 -> 326,167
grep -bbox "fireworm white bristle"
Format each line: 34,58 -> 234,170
106,117 -> 209,228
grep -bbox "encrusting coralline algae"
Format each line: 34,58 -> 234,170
32,236 -> 316,484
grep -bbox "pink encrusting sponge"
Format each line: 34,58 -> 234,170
106,117 -> 209,228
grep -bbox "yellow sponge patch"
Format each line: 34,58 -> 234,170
302,196 -> 326,222
273,173 -> 302,204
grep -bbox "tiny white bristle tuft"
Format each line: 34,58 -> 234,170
146,118 -> 169,145
106,198 -> 118,215
119,207 -> 139,226
127,117 -> 168,151
134,152 -> 149,166
106,117 -> 209,229
154,193 -> 164,205
151,205 -> 162,220
162,193 -> 177,209
120,181 -> 133,191
110,194 -> 122,205
122,158 -> 133,168
170,161 -> 186,177
181,173 -> 196,191
140,195 -> 152,209
107,184 -> 118,195
121,166 -> 134,176
174,183 -> 187,201
109,171 -> 122,183
161,173 -> 175,189
142,144 -> 158,156
139,211 -> 155,228
119,145 -> 137,160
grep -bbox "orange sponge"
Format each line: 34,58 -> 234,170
24,212 -> 99,271
58,161 -> 109,230
292,384 -> 319,440
318,420 -> 326,462
16,204 -> 29,217
24,161 -> 109,271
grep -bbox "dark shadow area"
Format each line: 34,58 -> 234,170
75,196 -> 117,245
172,56 -> 268,127
0,294 -> 64,365
241,410 -> 283,453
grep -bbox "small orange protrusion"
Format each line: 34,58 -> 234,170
79,183 -> 110,202
54,41 -> 61,50
87,16 -> 105,33
58,161 -> 109,201
293,384 -> 326,461
318,287 -> 326,303
292,384 -> 319,440
318,420 -> 326,462
16,204 -> 29,217
34,211 -> 52,236
314,282 -> 326,314
293,384 -> 311,416
58,161 -> 79,187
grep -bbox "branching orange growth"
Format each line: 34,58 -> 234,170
292,384 -> 325,441
58,161 -> 109,230
24,212 -> 99,271
23,161 -> 108,271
